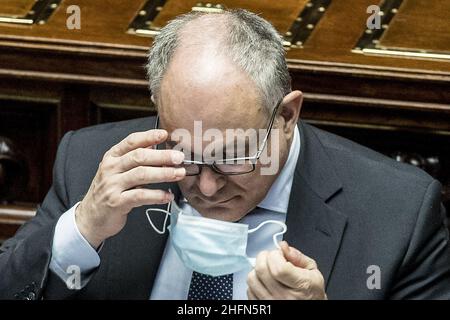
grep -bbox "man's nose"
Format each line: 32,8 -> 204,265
198,167 -> 226,197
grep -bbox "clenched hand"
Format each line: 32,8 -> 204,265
247,241 -> 327,300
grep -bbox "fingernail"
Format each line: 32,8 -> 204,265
156,130 -> 166,140
167,193 -> 175,201
174,167 -> 186,178
171,152 -> 184,164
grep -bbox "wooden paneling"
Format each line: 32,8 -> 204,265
150,0 -> 310,34
381,1 -> 450,52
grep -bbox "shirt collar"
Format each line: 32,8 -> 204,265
257,125 -> 300,214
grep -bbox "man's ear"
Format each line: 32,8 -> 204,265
151,95 -> 156,105
279,90 -> 303,140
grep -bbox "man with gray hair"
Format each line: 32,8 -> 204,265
1,9 -> 449,300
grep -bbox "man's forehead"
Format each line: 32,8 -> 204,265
159,110 -> 265,134
159,39 -> 262,116
161,111 -> 264,155
165,127 -> 257,141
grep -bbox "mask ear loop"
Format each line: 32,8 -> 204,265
248,220 -> 287,249
145,201 -> 171,235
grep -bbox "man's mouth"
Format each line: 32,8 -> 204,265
199,195 -> 238,205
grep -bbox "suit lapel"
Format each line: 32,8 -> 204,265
284,122 -> 348,288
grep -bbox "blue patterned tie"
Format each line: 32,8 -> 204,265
187,271 -> 233,300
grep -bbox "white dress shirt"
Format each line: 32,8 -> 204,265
50,126 -> 300,299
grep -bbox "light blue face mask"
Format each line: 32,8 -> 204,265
146,200 -> 287,277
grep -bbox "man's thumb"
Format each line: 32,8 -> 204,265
279,241 -> 317,270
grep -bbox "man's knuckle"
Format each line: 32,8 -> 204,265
105,194 -> 119,208
109,146 -> 121,156
254,262 -> 262,274
273,264 -> 289,280
98,160 -> 106,171
311,272 -> 325,294
316,272 -> 325,287
304,280 -> 312,293
132,189 -> 145,202
126,133 -> 139,148
133,148 -> 147,164
310,259 -> 318,269
96,168 -> 104,182
247,270 -> 256,286
164,167 -> 176,180
100,158 -> 114,171
134,167 -> 148,182
160,194 -> 170,203
164,150 -> 175,163
254,252 -> 267,274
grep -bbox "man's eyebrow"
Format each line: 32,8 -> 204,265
165,140 -> 200,159
166,136 -> 254,159
223,139 -> 255,159
226,136 -> 253,150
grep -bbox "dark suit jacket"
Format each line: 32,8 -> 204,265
1,117 -> 449,299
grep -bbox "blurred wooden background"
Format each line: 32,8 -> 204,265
0,0 -> 449,242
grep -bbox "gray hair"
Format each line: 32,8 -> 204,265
146,9 -> 291,113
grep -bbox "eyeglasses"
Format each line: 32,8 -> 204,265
154,98 -> 282,176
